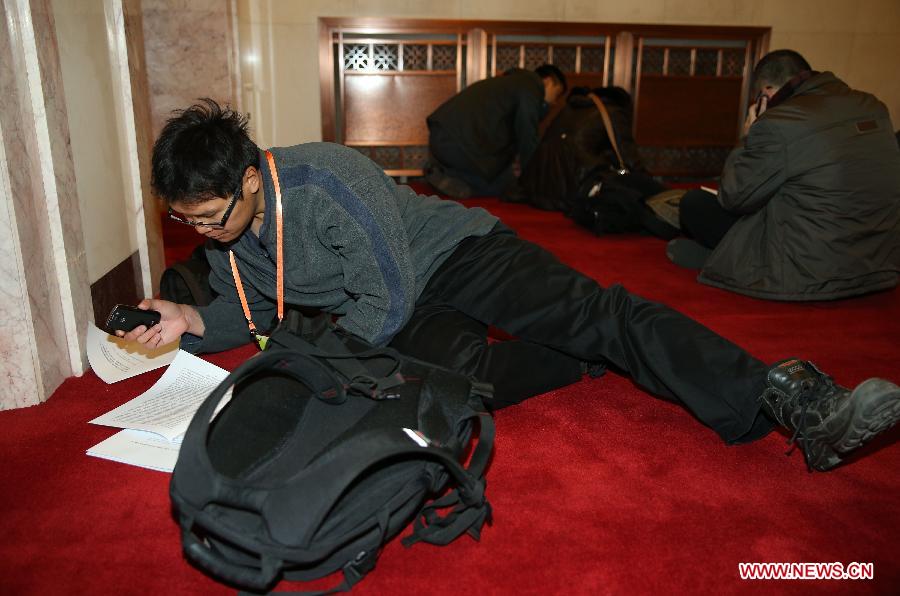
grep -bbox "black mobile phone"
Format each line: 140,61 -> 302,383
104,304 -> 161,334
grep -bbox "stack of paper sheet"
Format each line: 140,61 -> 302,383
85,324 -> 230,472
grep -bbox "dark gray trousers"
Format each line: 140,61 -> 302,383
679,189 -> 741,249
390,226 -> 774,443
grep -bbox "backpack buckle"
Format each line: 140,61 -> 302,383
342,550 -> 376,586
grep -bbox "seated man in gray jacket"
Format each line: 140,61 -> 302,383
125,99 -> 900,473
668,49 -> 900,301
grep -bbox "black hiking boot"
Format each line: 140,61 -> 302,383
424,162 -> 472,199
761,359 -> 900,472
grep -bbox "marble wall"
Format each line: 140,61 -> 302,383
0,114 -> 41,409
123,0 -> 165,296
142,0 -> 239,137
0,0 -> 93,409
52,0 -> 136,285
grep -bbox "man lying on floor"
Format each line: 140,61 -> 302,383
668,49 -> 900,301
124,99 -> 900,473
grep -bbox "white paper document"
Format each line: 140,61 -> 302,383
86,323 -> 179,383
87,349 -> 231,472
90,349 -> 230,440
86,429 -> 182,473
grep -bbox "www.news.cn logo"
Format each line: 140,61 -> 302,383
739,562 -> 874,580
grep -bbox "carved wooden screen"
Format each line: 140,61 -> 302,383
322,23 -> 467,177
632,33 -> 767,176
487,35 -> 612,91
319,19 -> 768,179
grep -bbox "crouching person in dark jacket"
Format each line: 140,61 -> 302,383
425,65 -> 566,198
668,49 -> 900,301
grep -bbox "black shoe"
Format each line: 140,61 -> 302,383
761,359 -> 900,471
666,238 -> 711,269
424,163 -> 472,199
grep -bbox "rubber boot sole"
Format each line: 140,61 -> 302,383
836,378 -> 900,452
809,378 -> 900,471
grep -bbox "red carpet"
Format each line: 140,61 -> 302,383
2,196 -> 898,595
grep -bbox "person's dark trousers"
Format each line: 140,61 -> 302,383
392,225 -> 774,444
679,189 -> 742,249
427,124 -> 515,197
389,303 -> 585,410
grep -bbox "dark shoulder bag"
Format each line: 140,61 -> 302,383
159,240 -> 216,306
568,95 -> 680,240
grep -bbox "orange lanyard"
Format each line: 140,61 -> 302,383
229,150 -> 284,349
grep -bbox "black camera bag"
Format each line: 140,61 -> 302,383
170,312 -> 494,593
569,168 -> 680,240
159,241 -> 216,306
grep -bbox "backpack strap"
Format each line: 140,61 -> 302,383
401,410 -> 495,546
182,529 -> 281,591
168,260 -> 212,306
588,93 -> 629,174
187,525 -> 366,596
268,323 -> 405,399
176,348 -> 350,506
232,552 -> 375,596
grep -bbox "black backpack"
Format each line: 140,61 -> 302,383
170,312 -> 495,593
159,241 -> 216,306
569,168 -> 680,240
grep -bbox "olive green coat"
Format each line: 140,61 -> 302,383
699,72 -> 900,300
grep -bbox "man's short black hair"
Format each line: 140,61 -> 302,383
151,98 -> 258,206
535,64 -> 567,93
752,50 -> 812,92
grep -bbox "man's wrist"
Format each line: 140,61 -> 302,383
179,304 -> 205,337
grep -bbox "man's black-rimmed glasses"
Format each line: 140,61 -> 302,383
168,183 -> 241,229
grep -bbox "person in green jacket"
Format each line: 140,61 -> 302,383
668,50 -> 900,301
425,64 -> 566,198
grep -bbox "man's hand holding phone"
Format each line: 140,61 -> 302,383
116,299 -> 201,349
105,304 -> 161,333
743,94 -> 768,137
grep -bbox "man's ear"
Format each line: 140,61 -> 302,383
244,165 -> 261,195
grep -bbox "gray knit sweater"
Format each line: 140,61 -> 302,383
181,143 -> 498,353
